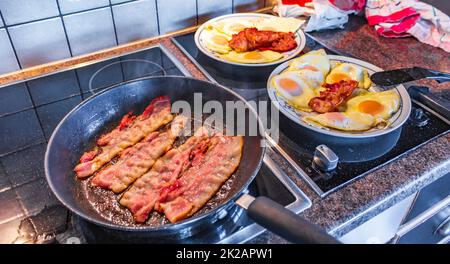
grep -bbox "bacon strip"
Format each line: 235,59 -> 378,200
74,96 -> 173,178
229,28 -> 297,53
119,127 -> 211,223
90,115 -> 188,193
309,80 -> 358,113
158,135 -> 244,223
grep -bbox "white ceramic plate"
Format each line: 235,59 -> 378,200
267,55 -> 412,138
194,13 -> 306,67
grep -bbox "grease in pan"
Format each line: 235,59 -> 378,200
75,97 -> 244,224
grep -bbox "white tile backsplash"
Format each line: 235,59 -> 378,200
58,0 -> 110,15
110,0 -> 133,4
0,29 -> 20,74
0,0 -> 59,26
112,0 -> 159,44
0,0 -> 265,73
157,0 -> 197,34
8,18 -> 71,68
197,0 -> 233,24
63,7 -> 117,56
234,0 -> 266,12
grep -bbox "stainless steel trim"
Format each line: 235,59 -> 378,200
236,194 -> 256,210
158,44 -> 192,77
436,216 -> 450,236
437,236 -> 450,244
171,37 -> 218,83
395,195 -> 450,237
218,154 -> 312,244
264,134 -> 325,197
411,98 -> 450,125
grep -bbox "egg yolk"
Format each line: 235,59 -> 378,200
328,72 -> 351,83
358,100 -> 384,115
212,35 -> 228,45
324,112 -> 346,122
244,51 -> 263,60
299,65 -> 319,72
278,78 -> 300,92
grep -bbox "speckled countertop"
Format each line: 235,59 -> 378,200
250,15 -> 450,243
307,15 -> 450,99
1,13 -> 448,244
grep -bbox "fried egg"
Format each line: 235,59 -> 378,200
345,90 -> 401,120
220,50 -> 283,64
201,29 -> 232,54
255,17 -> 304,33
326,63 -> 371,89
290,68 -> 324,89
304,111 -> 384,131
272,71 -> 317,111
212,18 -> 255,36
288,49 -> 330,76
303,90 -> 400,131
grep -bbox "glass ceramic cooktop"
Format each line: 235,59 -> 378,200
172,32 -> 450,196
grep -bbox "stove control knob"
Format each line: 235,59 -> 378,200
409,107 -> 429,127
313,145 -> 338,172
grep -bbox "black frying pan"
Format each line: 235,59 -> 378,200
45,76 -> 339,244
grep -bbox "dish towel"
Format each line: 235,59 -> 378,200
274,0 -> 365,32
365,0 -> 450,52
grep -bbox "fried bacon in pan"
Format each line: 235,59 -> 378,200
228,28 -> 297,53
90,115 -> 188,193
74,96 -> 173,178
309,80 -> 358,113
119,127 -> 211,223
158,135 -> 244,223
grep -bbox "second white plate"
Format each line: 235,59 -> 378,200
194,13 -> 306,67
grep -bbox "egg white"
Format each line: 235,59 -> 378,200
272,71 -> 317,111
201,29 -> 232,54
344,90 -> 400,120
255,17 -> 304,33
288,49 -> 330,76
220,50 -> 283,64
326,63 -> 371,89
212,18 -> 255,36
289,68 -> 324,89
304,111 -> 384,131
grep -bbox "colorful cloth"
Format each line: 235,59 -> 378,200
274,0 -> 450,52
366,0 -> 450,52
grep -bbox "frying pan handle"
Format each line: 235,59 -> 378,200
246,196 -> 341,244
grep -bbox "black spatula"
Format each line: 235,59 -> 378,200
370,67 -> 450,87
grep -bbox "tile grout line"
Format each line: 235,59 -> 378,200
195,0 -> 199,26
108,1 -> 120,46
1,3 -> 131,29
0,93 -> 82,119
55,0 -> 86,100
23,82 -> 48,144
0,140 -> 47,159
108,1 -> 126,82
0,10 -> 22,69
55,0 -> 74,57
154,0 -> 161,35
